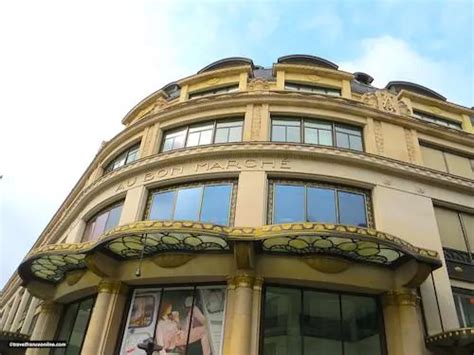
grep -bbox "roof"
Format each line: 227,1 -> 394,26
386,81 -> 446,101
277,54 -> 339,70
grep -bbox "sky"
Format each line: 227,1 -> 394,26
0,0 -> 473,289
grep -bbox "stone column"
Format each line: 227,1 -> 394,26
250,277 -> 263,355
11,290 -> 30,332
382,289 -> 426,355
21,297 -> 40,334
81,280 -> 128,355
226,274 -> 256,355
27,301 -> 63,355
5,293 -> 21,331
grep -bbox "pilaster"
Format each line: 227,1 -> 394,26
5,292 -> 21,331
26,301 -> 63,355
11,290 -> 30,332
21,297 -> 40,335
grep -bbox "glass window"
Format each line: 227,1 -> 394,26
188,84 -> 239,99
338,192 -> 367,227
163,128 -> 187,152
453,289 -> 474,327
272,183 -> 370,227
214,120 -> 243,143
285,82 -> 341,96
104,143 -> 141,173
53,297 -> 94,355
186,123 -> 214,147
83,202 -> 124,241
271,119 -> 301,143
146,183 -> 234,226
413,110 -> 462,129
119,285 -> 226,355
274,185 -> 305,223
262,286 -> 383,355
420,144 -> 473,178
434,207 -> 473,255
335,124 -> 363,151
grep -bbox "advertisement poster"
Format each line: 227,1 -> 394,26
120,286 -> 226,355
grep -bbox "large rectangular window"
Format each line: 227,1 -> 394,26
453,288 -> 474,328
188,84 -> 239,99
420,144 -> 473,178
285,82 -> 341,96
119,285 -> 226,355
413,110 -> 462,129
271,181 -> 371,227
53,297 -> 95,355
83,201 -> 124,241
262,285 -> 383,355
271,117 -> 363,152
161,119 -> 243,152
146,183 -> 234,226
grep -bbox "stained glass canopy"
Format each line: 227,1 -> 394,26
18,221 -> 441,284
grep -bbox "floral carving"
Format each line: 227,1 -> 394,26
247,78 -> 270,91
374,120 -> 384,155
362,90 -> 411,115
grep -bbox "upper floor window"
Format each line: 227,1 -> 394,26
161,119 -> 243,152
188,84 -> 239,99
413,110 -> 462,130
145,182 -> 235,226
104,143 -> 140,173
83,201 -> 124,241
285,82 -> 341,96
453,288 -> 474,328
420,144 -> 473,178
434,206 -> 473,256
271,117 -> 363,151
270,181 -> 371,227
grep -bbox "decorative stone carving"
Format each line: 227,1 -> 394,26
97,280 -> 126,294
227,274 -> 256,289
305,74 -> 321,82
382,289 -> 420,307
404,128 -> 416,163
250,105 -> 262,140
362,90 -> 411,115
151,96 -> 169,113
247,78 -> 270,91
374,120 -> 384,155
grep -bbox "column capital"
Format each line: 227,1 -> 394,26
227,274 -> 259,289
383,289 -> 420,307
97,280 -> 128,295
39,300 -> 61,314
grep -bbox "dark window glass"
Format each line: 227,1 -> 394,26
174,187 -> 202,220
263,287 -> 302,355
83,202 -> 124,241
53,298 -> 94,355
341,295 -> 381,355
274,185 -> 305,223
104,143 -> 140,173
338,192 -> 367,227
307,188 -> 337,223
453,289 -> 474,327
149,191 -> 176,220
200,185 -> 232,225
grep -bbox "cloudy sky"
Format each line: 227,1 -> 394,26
0,0 -> 472,288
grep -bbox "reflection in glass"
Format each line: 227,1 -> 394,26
200,185 -> 232,225
214,121 -> 243,143
307,188 -> 336,223
84,202 -> 124,241
174,187 -> 202,221
130,296 -> 155,328
303,291 -> 342,355
163,129 -> 187,152
341,295 -> 381,355
263,287 -> 302,355
105,204 -> 123,231
338,192 -> 367,227
454,290 -> 474,327
274,185 -> 305,223
272,119 -> 301,143
149,191 -> 176,220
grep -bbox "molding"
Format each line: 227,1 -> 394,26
303,255 -> 352,273
382,289 -> 420,307
151,253 -> 195,268
227,274 -> 256,289
97,280 -> 127,295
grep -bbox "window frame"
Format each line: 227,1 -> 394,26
188,84 -> 239,100
82,200 -> 124,242
452,287 -> 474,328
160,118 -> 244,153
104,142 -> 141,174
144,180 -> 238,226
270,116 -> 364,152
259,283 -> 387,355
284,81 -> 342,96
413,110 -> 463,130
419,141 -> 473,176
268,179 -> 373,228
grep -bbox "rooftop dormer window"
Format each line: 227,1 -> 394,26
285,82 -> 341,96
188,84 -> 239,99
413,110 -> 462,129
104,143 -> 140,173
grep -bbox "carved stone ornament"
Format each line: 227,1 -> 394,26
247,78 -> 270,91
97,280 -> 127,294
152,253 -> 195,268
227,274 -> 256,289
382,289 -> 420,307
151,96 -> 169,114
362,90 -> 410,115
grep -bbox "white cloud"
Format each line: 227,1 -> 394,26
301,10 -> 343,41
339,36 -> 472,106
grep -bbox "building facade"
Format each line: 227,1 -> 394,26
1,55 -> 473,355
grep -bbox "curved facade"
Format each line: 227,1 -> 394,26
1,56 -> 473,355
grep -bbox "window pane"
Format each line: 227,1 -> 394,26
307,188 -> 337,223
200,185 -> 232,225
305,120 -> 332,130
113,152 -> 127,170
336,133 -> 350,149
91,212 -> 108,240
186,132 -> 200,147
83,221 -> 95,242
287,126 -> 301,143
66,298 -> 94,355
273,119 -> 300,126
434,207 -> 467,251
303,291 -> 342,355
126,146 -> 139,164
454,291 -> 474,327
420,145 -> 447,172
214,128 -> 229,143
274,185 -> 305,223
338,192 -> 367,227
336,125 -> 361,135
304,127 -> 318,144
199,129 -> 213,145
341,295 -> 382,355
105,204 -> 123,231
149,191 -> 176,220
319,130 -> 333,146
55,303 -> 80,352
263,287 -> 302,355
349,135 -> 363,151
272,125 -> 286,142
174,187 -> 202,221
228,126 -> 242,142
216,120 -> 242,128
461,213 -> 474,253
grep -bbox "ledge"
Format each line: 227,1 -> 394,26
19,221 -> 441,285
426,328 -> 474,351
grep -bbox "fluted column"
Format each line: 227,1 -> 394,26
11,291 -> 30,332
81,280 -> 128,354
21,297 -> 40,334
4,293 -> 21,331
382,289 -> 425,355
26,301 -> 63,355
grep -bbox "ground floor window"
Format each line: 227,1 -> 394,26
119,285 -> 226,355
53,297 -> 95,355
261,286 -> 384,355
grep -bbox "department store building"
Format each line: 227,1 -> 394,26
1,55 -> 473,355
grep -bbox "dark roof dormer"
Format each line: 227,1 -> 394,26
197,57 -> 254,74
386,81 -> 446,101
353,72 -> 374,85
277,54 -> 339,70
162,82 -> 181,100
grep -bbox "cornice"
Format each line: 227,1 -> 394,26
272,63 -> 353,80
177,65 -> 252,87
399,90 -> 473,115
